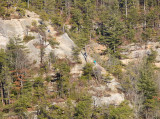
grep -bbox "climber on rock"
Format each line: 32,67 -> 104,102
94,60 -> 96,65
84,52 -> 87,58
84,52 -> 87,62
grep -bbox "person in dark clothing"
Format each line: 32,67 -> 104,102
84,52 -> 87,57
84,52 -> 87,62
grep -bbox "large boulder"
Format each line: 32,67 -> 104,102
90,83 -> 124,106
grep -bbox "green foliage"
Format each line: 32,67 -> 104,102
82,63 -> 93,81
141,28 -> 152,42
146,8 -> 158,27
71,8 -> 83,28
33,77 -> 44,88
0,5 -> 5,17
106,101 -> 133,119
74,95 -> 92,119
17,2 -> 27,8
121,62 -> 137,92
64,98 -> 75,118
98,14 -> 124,57
125,28 -> 136,42
1,0 -> 160,118
23,35 -> 35,42
122,51 -> 159,118
72,47 -> 81,63
110,64 -> 123,79
48,39 -> 59,48
106,55 -> 123,79
32,20 -> 37,27
39,12 -> 49,21
138,58 -> 158,113
14,95 -> 31,114
38,23 -> 47,32
51,15 -> 63,29
6,38 -> 28,71
68,31 -> 89,49
54,59 -> 70,78
0,49 -> 6,69
54,59 -> 71,97
16,7 -> 25,17
146,49 -> 157,63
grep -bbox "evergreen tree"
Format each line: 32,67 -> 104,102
54,59 -> 70,98
105,101 -> 133,119
74,95 -> 92,119
98,14 -> 124,57
82,63 -> 93,81
138,54 -> 158,118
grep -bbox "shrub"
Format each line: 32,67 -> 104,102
72,47 -> 81,63
0,6 -> 6,17
107,101 -> 133,119
82,63 -> 93,81
23,35 -> 35,43
74,95 -> 92,119
48,39 -> 59,48
16,7 -> 25,17
51,15 -> 62,27
32,20 -> 37,27
40,12 -> 49,21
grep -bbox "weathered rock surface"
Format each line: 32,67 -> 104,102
92,93 -> 124,106
121,42 -> 160,67
0,10 -> 124,107
53,33 -> 76,59
89,78 -> 124,106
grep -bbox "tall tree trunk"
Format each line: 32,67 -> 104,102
125,0 -> 128,18
144,0 -> 146,29
28,0 -> 30,8
7,87 -> 10,104
2,82 -> 7,105
63,24 -> 65,33
0,82 -> 5,106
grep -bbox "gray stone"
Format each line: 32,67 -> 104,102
92,93 -> 124,106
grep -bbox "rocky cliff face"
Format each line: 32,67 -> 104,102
0,10 -> 124,108
120,42 -> 160,67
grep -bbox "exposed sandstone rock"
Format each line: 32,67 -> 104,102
0,10 -> 125,107
92,93 -> 124,106
121,42 -> 160,65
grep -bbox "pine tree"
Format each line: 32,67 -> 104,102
106,101 -> 133,119
6,38 -> 29,97
54,59 -> 70,98
0,49 -> 11,105
98,14 -> 124,57
82,63 -> 93,81
74,95 -> 92,119
138,57 -> 158,118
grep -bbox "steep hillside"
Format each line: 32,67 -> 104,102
0,10 -> 126,119
1,0 -> 160,118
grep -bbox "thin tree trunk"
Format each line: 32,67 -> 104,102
2,82 -> 6,105
1,82 -> 5,106
125,0 -> 128,18
7,87 -> 10,104
63,24 -> 65,33
28,0 -> 30,8
144,0 -> 146,29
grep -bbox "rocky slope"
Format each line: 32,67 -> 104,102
0,10 -> 124,107
120,42 -> 160,67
